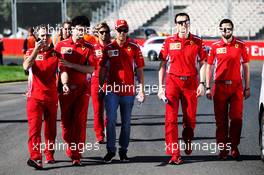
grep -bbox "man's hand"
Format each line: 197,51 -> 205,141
196,83 -> 205,97
34,39 -> 43,51
62,84 -> 70,95
137,90 -> 145,103
205,89 -> 212,100
158,88 -> 165,100
59,58 -> 73,68
244,88 -> 250,100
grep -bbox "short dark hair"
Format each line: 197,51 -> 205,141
71,16 -> 90,27
219,19 -> 234,28
34,24 -> 48,35
62,21 -> 72,27
174,12 -> 190,24
93,22 -> 110,36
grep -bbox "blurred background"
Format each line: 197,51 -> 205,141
0,0 -> 263,70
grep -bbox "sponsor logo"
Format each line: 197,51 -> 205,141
216,47 -> 227,54
108,49 -> 119,57
170,43 -> 181,50
61,47 -> 73,54
35,55 -> 43,61
95,49 -> 103,57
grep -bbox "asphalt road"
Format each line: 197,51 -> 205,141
0,61 -> 263,175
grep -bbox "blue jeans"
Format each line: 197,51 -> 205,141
104,92 -> 135,153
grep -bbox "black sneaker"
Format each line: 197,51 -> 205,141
27,159 -> 43,170
103,152 -> 115,163
119,152 -> 129,162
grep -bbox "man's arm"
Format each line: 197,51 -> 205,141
23,40 -> 42,70
205,64 -> 213,99
60,71 -> 70,95
136,67 -> 145,101
196,60 -> 206,97
59,59 -> 94,74
243,62 -> 250,99
158,60 -> 166,99
99,66 -> 106,89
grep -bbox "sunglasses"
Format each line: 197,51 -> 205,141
176,20 -> 190,25
117,28 -> 128,33
220,27 -> 233,32
40,34 -> 50,37
99,30 -> 110,35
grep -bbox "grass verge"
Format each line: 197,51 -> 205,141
0,65 -> 27,83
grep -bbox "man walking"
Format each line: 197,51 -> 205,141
99,19 -> 145,163
205,19 -> 250,160
158,13 -> 207,164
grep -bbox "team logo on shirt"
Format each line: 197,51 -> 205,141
127,46 -> 131,52
61,47 -> 73,54
190,41 -> 194,45
216,47 -> 227,54
108,50 -> 119,57
95,49 -> 103,57
235,44 -> 239,48
170,43 -> 181,50
82,46 -> 86,50
35,55 -> 43,61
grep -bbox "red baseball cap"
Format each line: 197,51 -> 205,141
115,19 -> 129,30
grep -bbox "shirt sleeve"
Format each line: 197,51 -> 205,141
241,43 -> 249,63
86,47 -> 96,67
198,40 -> 208,62
158,39 -> 168,61
24,49 -> 33,60
207,45 -> 216,65
99,48 -> 109,68
54,43 -> 66,73
134,45 -> 145,68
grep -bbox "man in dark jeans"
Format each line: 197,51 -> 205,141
99,19 -> 145,163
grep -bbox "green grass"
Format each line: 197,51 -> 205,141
0,66 -> 27,83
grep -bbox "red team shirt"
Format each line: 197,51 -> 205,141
208,37 -> 249,81
159,33 -> 207,76
92,42 -> 104,78
99,39 -> 145,96
55,37 -> 95,85
25,48 -> 58,101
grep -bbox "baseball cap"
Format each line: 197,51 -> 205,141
115,19 -> 129,30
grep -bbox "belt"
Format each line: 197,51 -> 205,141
177,76 -> 189,81
215,80 -> 233,85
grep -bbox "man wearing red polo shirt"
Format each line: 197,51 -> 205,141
158,13 -> 207,165
23,25 -> 68,169
55,16 -> 95,166
99,19 -> 145,163
91,22 -> 111,143
206,19 -> 250,160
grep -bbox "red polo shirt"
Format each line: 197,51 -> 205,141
208,37 -> 249,81
159,33 -> 207,76
25,48 -> 58,101
99,39 -> 145,96
92,42 -> 105,78
55,37 -> 94,85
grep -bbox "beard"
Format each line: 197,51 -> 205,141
223,34 -> 232,39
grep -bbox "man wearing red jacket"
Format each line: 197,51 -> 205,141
55,16 -> 95,166
99,19 -> 145,163
23,25 -> 69,169
91,22 -> 111,143
206,19 -> 250,160
158,13 -> 207,164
